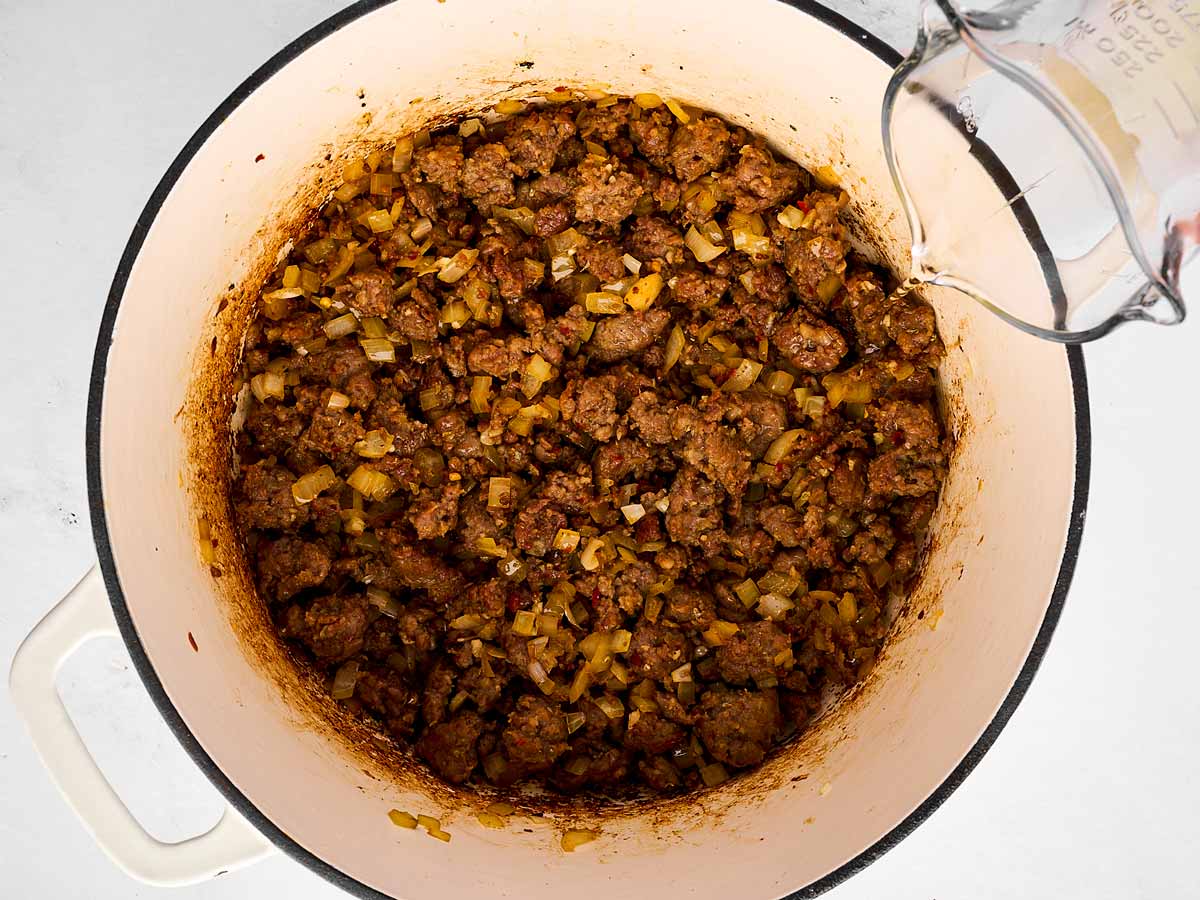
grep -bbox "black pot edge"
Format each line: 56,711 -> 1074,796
83,2 -> 1090,898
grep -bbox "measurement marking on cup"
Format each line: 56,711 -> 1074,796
1171,80 -> 1198,126
1153,96 -> 1182,140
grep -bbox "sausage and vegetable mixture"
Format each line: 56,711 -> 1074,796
231,94 -> 949,795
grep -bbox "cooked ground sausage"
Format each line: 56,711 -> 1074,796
231,95 -> 949,797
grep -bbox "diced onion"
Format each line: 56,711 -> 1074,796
601,276 -> 634,296
729,580 -> 758,609
665,98 -> 691,123
303,237 -> 337,265
334,178 -> 366,203
528,659 -> 550,685
757,593 -> 796,621
476,536 -> 507,558
624,273 -> 663,311
839,592 -> 859,623
722,358 -> 763,392
670,662 -> 693,683
263,286 -> 303,303
512,610 -> 538,638
361,316 -> 387,338
607,629 -> 631,654
821,373 -> 873,408
347,465 -> 397,501
817,274 -> 843,304
777,205 -> 807,229
728,211 -> 766,234
731,228 -> 772,257
469,375 -> 493,414
250,371 -> 286,403
620,503 -> 646,524
622,254 -> 643,276
537,612 -> 560,635
702,620 -> 741,646
564,711 -> 586,734
325,243 -> 357,283
261,293 -> 292,321
363,209 -> 393,233
766,370 -> 795,395
633,92 -> 663,109
438,300 -> 470,329
763,428 -> 802,464
870,560 -> 894,587
553,528 -> 581,552
594,695 -> 624,719
360,337 -> 395,362
685,225 -> 725,263
579,537 -> 606,571
410,217 -> 433,240
758,571 -> 804,597
644,595 -> 664,622
437,248 -> 480,284
494,206 -> 536,236
291,465 -> 338,504
707,333 -> 736,354
551,256 -> 576,281
331,659 -> 360,700
488,477 -> 516,510
523,352 -> 553,393
495,98 -> 525,115
499,555 -> 528,582
354,428 -> 394,459
367,587 -> 403,618
392,136 -> 414,173
663,325 -> 685,373
419,384 -> 453,411
561,830 -> 599,852
280,265 -> 302,289
568,666 -> 592,703
804,395 -> 827,417
585,291 -> 625,315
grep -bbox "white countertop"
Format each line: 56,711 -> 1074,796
2,1 -> 1197,897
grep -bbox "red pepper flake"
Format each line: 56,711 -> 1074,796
891,430 -> 905,446
506,591 -> 522,614
187,632 -> 199,652
254,153 -> 265,163
590,586 -> 601,606
796,200 -> 809,212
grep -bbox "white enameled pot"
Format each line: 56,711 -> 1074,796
11,1 -> 1088,897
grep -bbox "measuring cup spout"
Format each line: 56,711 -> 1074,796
883,0 -> 1194,343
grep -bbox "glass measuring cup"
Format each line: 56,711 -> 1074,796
883,0 -> 1197,341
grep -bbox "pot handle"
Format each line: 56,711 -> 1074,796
9,567 -> 275,886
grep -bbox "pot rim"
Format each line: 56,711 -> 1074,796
85,1 -> 1091,897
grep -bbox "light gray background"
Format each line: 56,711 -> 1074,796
1,1 -> 1198,897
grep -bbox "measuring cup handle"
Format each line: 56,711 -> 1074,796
8,567 -> 275,886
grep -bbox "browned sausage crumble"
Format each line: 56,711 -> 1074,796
231,95 -> 949,795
